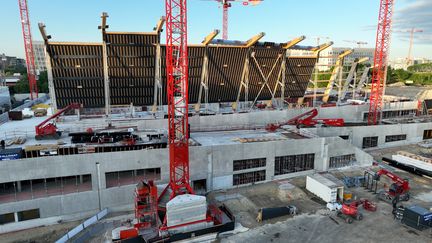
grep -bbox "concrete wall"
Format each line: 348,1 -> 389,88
56,102 -> 419,134
310,122 -> 432,149
0,135 -> 369,221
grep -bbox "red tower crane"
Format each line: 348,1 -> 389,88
160,0 -> 194,200
210,0 -> 263,40
18,0 -> 38,100
367,0 -> 394,125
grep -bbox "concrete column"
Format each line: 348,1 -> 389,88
79,175 -> 83,184
16,181 -> 21,192
206,151 -> 213,192
266,156 -> 275,182
14,212 -> 19,222
96,162 -> 102,211
317,138 -> 328,171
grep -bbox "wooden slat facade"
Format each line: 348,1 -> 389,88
46,33 -> 316,108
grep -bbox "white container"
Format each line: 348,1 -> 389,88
166,194 -> 207,227
306,174 -> 344,203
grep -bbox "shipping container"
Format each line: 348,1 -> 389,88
0,148 -> 23,161
402,205 -> 432,230
306,174 -> 344,203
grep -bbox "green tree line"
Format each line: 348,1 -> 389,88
7,65 -> 49,94
387,64 -> 432,85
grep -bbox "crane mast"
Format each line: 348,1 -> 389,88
222,2 -> 229,40
367,0 -> 394,125
18,0 -> 38,100
164,0 -> 194,198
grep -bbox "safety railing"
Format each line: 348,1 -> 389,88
56,208 -> 109,243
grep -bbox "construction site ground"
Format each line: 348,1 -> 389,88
212,166 -> 432,243
3,162 -> 432,242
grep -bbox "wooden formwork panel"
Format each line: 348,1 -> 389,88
47,34 -> 315,108
47,43 -> 105,108
105,33 -> 157,106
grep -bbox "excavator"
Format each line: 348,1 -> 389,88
265,108 -> 344,131
35,103 -> 80,140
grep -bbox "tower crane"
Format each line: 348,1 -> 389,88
18,0 -> 38,99
395,28 -> 423,67
161,0 -> 193,200
367,0 -> 395,125
209,0 -> 263,40
310,36 -> 330,46
343,40 -> 368,48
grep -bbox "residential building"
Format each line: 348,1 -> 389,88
33,41 -> 47,72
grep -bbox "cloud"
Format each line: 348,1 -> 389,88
393,0 -> 432,44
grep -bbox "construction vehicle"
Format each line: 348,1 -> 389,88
265,108 -> 344,131
337,199 -> 377,224
364,168 -> 410,203
35,103 -> 80,140
337,201 -> 364,224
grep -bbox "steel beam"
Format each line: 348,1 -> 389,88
339,57 -> 369,102
38,23 -> 57,110
152,43 -> 162,113
100,12 -> 111,118
201,29 -> 219,46
244,32 -> 265,48
195,30 -> 219,113
322,49 -> 353,103
282,35 -> 306,49
234,52 -> 250,111
250,52 -> 281,110
312,41 -> 333,106
272,51 -> 287,108
195,49 -> 209,112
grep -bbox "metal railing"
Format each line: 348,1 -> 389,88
56,208 -> 109,243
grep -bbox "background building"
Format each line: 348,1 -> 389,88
318,47 -> 375,71
33,41 -> 47,72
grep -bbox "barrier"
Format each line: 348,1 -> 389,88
55,208 -> 108,243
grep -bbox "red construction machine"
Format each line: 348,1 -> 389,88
337,199 -> 377,224
35,103 -> 80,140
265,108 -> 344,131
376,169 -> 411,202
364,168 -> 410,202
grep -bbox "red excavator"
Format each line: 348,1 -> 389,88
374,169 -> 410,202
265,108 -> 344,131
35,103 -> 80,140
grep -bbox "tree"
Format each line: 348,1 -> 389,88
12,71 -> 49,94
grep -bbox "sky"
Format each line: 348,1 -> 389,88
0,0 -> 431,60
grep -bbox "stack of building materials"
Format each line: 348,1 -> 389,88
306,173 -> 344,203
402,205 -> 432,230
166,194 -> 209,229
391,151 -> 432,174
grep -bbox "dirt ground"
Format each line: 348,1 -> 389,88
211,165 -> 432,243
0,220 -> 80,243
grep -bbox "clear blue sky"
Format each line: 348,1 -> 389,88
1,0 -> 431,59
